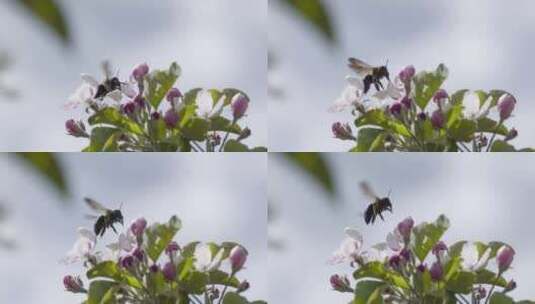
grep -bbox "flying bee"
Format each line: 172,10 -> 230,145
347,58 -> 390,94
84,197 -> 124,237
93,61 -> 122,100
359,181 -> 393,225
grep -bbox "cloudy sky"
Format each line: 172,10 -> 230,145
269,153 -> 535,303
0,154 -> 267,303
0,0 -> 266,151
269,0 -> 535,151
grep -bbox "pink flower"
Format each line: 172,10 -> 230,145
399,65 -> 415,83
63,275 -> 86,293
332,122 -> 355,141
389,102 -> 402,117
132,63 -> 149,81
430,261 -> 443,281
497,245 -> 515,272
433,89 -> 449,104
329,274 -> 352,292
130,218 -> 147,237
229,245 -> 248,273
431,110 -> 445,129
397,217 -> 414,240
497,94 -> 516,121
231,94 -> 249,120
162,262 -> 176,281
164,109 -> 179,128
65,119 -> 88,138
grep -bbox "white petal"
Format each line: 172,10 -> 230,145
77,227 -> 96,243
121,83 -> 137,98
461,243 -> 478,270
107,90 -> 123,102
386,231 -> 402,251
194,243 -> 212,271
345,76 -> 364,90
196,91 -> 213,119
344,227 -> 363,245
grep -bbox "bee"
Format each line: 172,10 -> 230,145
84,197 -> 124,237
359,181 -> 393,225
347,58 -> 390,94
93,61 -> 122,100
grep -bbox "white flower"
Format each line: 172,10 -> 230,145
106,230 -> 136,253
329,76 -> 364,112
464,92 -> 490,120
372,76 -> 404,101
194,243 -> 224,272
196,90 -> 224,119
328,227 -> 363,264
61,227 -> 96,264
386,229 -> 403,252
461,242 -> 491,271
361,242 -> 389,263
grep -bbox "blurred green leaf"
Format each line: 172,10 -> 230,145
280,0 -> 336,43
15,0 -> 70,44
15,152 -> 68,197
283,153 -> 335,197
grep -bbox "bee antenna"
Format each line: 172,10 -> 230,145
385,59 -> 389,67
387,189 -> 392,198
119,202 -> 123,210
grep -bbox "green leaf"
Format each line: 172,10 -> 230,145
223,292 -> 266,304
490,140 -> 516,152
283,153 -> 335,197
16,0 -> 70,44
450,89 -> 469,105
223,139 -> 249,152
489,292 -> 514,304
87,280 -> 117,304
280,0 -> 336,43
87,262 -> 142,289
84,127 -> 121,152
477,118 -> 509,136
475,269 -> 508,287
145,215 -> 182,262
355,110 -> 410,137
353,280 -> 385,304
15,152 -> 68,197
352,128 -> 384,152
446,271 -> 475,294
149,118 -> 167,141
210,116 -> 242,134
183,88 -> 203,105
181,118 -> 209,141
88,108 -> 144,135
353,262 -> 409,290
412,214 -> 450,262
181,271 -> 208,295
207,270 -> 240,287
414,64 -> 449,110
144,62 -> 181,109
448,119 -> 477,142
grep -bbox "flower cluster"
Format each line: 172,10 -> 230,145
330,62 -> 533,152
329,215 -> 528,303
61,214 -> 264,304
65,62 -> 266,152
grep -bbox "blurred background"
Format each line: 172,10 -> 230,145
269,0 -> 535,151
0,153 -> 267,303
269,153 -> 535,303
0,0 -> 266,151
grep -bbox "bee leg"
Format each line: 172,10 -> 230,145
379,212 -> 385,221
111,225 -> 118,234
374,81 -> 381,92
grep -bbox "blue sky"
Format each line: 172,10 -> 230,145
1,153 -> 267,303
0,0 -> 267,151
269,0 -> 535,151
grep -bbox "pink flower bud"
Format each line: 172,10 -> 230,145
505,128 -> 518,141
397,217 -> 414,240
390,102 -> 402,117
399,65 -> 415,83
433,89 -> 449,104
432,241 -> 448,257
132,63 -> 149,81
416,263 -> 427,272
236,280 -> 250,293
237,127 -> 252,141
498,94 -> 516,121
388,255 -> 401,269
231,94 -> 249,120
151,112 -> 161,120
167,88 -> 182,102
332,122 -> 355,140
431,110 -> 445,129
121,101 -> 137,116
329,274 -> 352,292
164,109 -> 179,128
65,119 -> 88,138
119,255 -> 135,268
130,218 -> 147,237
134,95 -> 146,108
475,286 -> 487,300
149,264 -> 160,273
400,96 -> 412,109
229,245 -> 248,273
133,247 -> 144,261
165,241 -> 180,256
399,248 -> 411,261
430,261 -> 443,281
497,245 -> 515,272
63,275 -> 86,293
162,261 -> 176,281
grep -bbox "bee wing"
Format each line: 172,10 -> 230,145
101,61 -> 113,79
348,58 -> 375,76
84,197 -> 109,214
85,214 -> 100,220
359,181 -> 378,200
